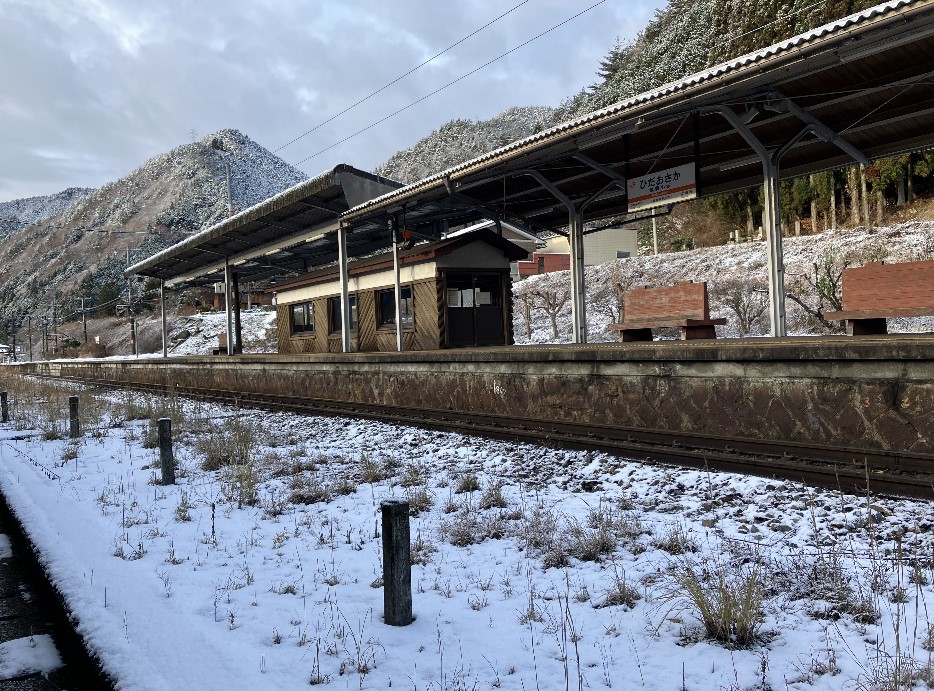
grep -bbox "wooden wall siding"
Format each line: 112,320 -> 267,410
275,305 -> 291,352
436,276 -> 447,349
374,330 -> 418,352
412,279 -> 441,350
357,292 -> 377,352
278,277 -> 447,353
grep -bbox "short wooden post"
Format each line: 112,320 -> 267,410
0,392 -> 7,423
68,396 -> 79,438
158,418 -> 175,485
380,499 -> 412,626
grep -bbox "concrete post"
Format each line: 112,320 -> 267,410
380,499 -> 412,626
69,396 -> 79,438
158,418 -> 175,485
1,392 -> 8,423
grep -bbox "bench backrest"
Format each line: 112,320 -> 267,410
625,281 -> 710,321
841,260 -> 934,311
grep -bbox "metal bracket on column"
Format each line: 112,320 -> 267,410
441,174 -> 544,237
516,169 -> 587,344
765,91 -> 870,166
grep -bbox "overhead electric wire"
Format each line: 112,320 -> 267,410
292,0 -> 607,167
274,0 -> 531,154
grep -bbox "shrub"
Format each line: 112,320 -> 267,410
665,557 -> 763,647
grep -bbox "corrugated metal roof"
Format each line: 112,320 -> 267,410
342,0 -> 920,219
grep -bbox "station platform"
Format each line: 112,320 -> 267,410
5,335 -> 934,457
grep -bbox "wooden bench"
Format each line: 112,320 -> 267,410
608,281 -> 726,342
824,260 -> 934,335
211,332 -> 228,355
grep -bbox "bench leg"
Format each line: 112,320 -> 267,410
620,328 -> 653,342
682,325 -> 717,340
849,319 -> 887,336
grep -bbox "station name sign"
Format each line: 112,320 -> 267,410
627,162 -> 697,212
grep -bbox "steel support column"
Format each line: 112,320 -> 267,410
568,211 -> 586,344
160,280 -> 168,359
338,224 -> 351,353
232,272 -> 243,354
517,170 -> 588,343
390,219 -> 404,352
704,102 -> 868,337
224,258 -> 234,355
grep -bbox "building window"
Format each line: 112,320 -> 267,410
290,302 -> 313,335
328,295 -> 357,333
377,286 -> 414,329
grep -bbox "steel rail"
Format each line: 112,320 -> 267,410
45,376 -> 934,500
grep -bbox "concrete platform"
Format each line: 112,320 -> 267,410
6,335 -> 934,456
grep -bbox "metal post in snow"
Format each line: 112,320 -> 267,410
380,499 -> 413,626
69,396 -> 79,439
158,418 -> 175,485
1,392 -> 8,423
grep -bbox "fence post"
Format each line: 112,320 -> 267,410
380,499 -> 412,626
69,396 -> 79,438
158,418 -> 175,485
0,392 -> 7,423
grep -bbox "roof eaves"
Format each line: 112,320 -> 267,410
339,0 -> 920,222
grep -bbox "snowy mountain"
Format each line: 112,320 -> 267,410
0,187 -> 94,236
374,106 -> 558,184
0,129 -> 307,330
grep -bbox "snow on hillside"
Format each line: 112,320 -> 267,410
514,222 -> 934,344
57,129 -> 307,234
375,106 -> 558,184
162,309 -> 278,356
0,187 -> 94,236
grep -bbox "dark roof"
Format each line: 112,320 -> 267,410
128,165 -> 403,286
131,1 -> 934,287
274,227 -> 529,292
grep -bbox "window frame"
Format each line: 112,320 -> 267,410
376,285 -> 414,331
328,294 -> 358,335
289,302 -> 314,336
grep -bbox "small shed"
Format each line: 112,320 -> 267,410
275,228 -> 528,353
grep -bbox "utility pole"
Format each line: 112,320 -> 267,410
126,248 -> 142,357
78,297 -> 91,344
27,316 -> 32,362
42,318 -> 47,357
50,298 -> 58,356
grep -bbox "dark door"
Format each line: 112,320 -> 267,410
445,272 -> 505,347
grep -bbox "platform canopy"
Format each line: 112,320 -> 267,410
130,0 -> 934,345
128,165 -> 405,287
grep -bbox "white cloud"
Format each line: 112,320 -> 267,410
0,0 -> 665,201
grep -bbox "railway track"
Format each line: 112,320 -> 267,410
50,376 -> 934,500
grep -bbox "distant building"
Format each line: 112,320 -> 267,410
516,227 -> 638,275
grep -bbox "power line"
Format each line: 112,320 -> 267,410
293,0 -> 607,167
274,0 -> 531,154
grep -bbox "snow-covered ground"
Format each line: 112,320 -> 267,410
0,379 -> 932,690
164,308 -> 278,356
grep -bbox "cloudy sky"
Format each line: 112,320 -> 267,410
0,0 -> 665,202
